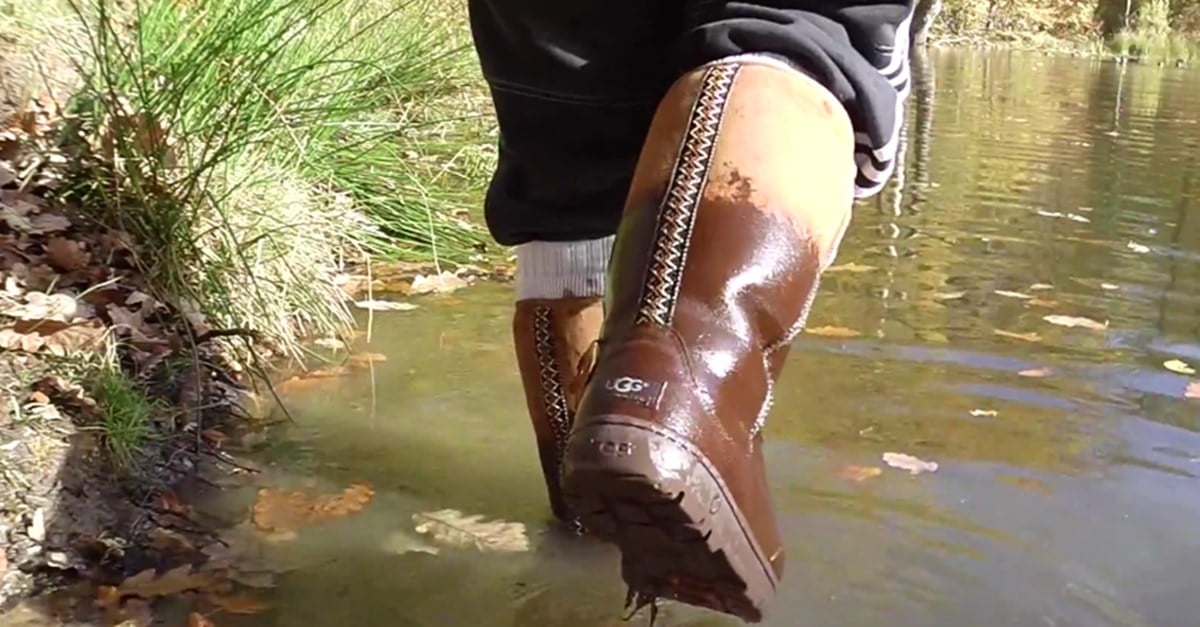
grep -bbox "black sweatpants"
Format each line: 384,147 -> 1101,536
468,0 -> 915,246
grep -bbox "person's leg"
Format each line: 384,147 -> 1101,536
466,0 -> 685,527
560,1 -> 915,621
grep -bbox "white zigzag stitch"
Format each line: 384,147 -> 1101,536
636,64 -> 738,327
532,307 -> 571,466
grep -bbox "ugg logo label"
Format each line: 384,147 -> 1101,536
606,376 -> 647,394
603,376 -> 666,409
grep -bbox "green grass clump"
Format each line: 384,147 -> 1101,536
90,365 -> 158,469
59,0 -> 490,360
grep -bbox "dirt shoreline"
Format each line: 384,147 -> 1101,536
0,167 -> 508,624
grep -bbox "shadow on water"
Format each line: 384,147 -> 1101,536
205,49 -> 1200,627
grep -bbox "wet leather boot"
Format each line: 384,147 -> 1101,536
561,56 -> 856,623
513,297 -> 604,526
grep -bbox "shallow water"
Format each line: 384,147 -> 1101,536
213,49 -> 1200,627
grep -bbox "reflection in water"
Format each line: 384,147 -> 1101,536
213,50 -> 1200,626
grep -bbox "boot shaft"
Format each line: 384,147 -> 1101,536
598,58 -> 856,435
512,297 -> 603,522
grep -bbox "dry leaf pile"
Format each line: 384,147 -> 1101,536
0,99 -> 281,621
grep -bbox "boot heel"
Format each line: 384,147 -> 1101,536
562,417 -> 778,622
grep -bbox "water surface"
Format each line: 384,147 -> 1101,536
213,49 -> 1200,627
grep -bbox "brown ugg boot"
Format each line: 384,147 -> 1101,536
513,296 -> 603,526
561,55 -> 856,622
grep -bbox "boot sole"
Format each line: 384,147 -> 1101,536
561,416 -> 778,623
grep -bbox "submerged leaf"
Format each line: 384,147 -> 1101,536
119,564 -> 215,599
347,352 -> 388,367
380,528 -> 441,556
409,271 -> 469,295
251,483 -> 374,533
931,290 -> 967,301
994,329 -> 1042,343
804,325 -> 860,338
207,593 -> 271,615
413,509 -> 529,552
354,300 -> 418,312
1186,381 -> 1199,400
838,465 -> 882,482
1162,359 -> 1195,375
1043,315 -> 1107,331
993,290 -> 1032,300
882,452 -> 939,475
1019,367 -> 1052,378
826,262 -> 877,273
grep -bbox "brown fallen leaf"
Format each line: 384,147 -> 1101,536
113,598 -> 154,627
118,564 -> 215,599
28,212 -> 70,234
994,329 -> 1042,343
838,465 -> 883,482
347,352 -> 388,367
0,319 -> 108,356
201,428 -> 228,447
0,291 -> 80,321
251,488 -> 315,533
805,325 -> 861,338
147,527 -> 195,553
1025,298 -> 1059,309
207,592 -> 271,615
310,483 -> 375,518
251,483 -> 375,533
28,390 -> 50,404
157,491 -> 190,516
413,509 -> 529,552
273,367 -> 350,394
45,236 -> 87,272
95,585 -> 121,610
189,612 -> 215,627
1043,314 -> 1107,331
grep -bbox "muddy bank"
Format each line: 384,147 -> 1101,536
0,178 -> 266,623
